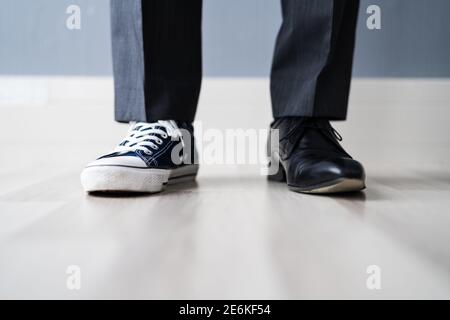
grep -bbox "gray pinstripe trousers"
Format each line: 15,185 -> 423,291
111,0 -> 359,123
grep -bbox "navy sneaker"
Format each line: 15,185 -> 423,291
81,121 -> 198,193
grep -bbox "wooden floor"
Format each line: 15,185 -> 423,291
0,77 -> 450,299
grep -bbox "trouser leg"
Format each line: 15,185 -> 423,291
111,0 -> 203,123
270,0 -> 360,120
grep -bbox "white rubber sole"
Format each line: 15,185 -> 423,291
80,164 -> 199,193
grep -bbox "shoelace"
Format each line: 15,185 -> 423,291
280,118 -> 349,158
113,120 -> 183,156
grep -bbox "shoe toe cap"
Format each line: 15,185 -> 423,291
292,157 -> 365,187
323,157 -> 365,180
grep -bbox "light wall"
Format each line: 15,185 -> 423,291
0,0 -> 449,77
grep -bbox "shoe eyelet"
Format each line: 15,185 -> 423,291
151,145 -> 158,150
162,134 -> 168,139
157,139 -> 163,144
145,150 -> 152,155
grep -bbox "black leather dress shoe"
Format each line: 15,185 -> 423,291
267,117 -> 365,194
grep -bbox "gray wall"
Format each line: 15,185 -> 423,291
0,0 -> 449,77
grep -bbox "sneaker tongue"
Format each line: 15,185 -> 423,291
134,120 -> 178,134
157,120 -> 178,132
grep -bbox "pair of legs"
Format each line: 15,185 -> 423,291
111,0 -> 359,123
80,0 -> 365,194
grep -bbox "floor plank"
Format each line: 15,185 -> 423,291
0,78 -> 449,299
